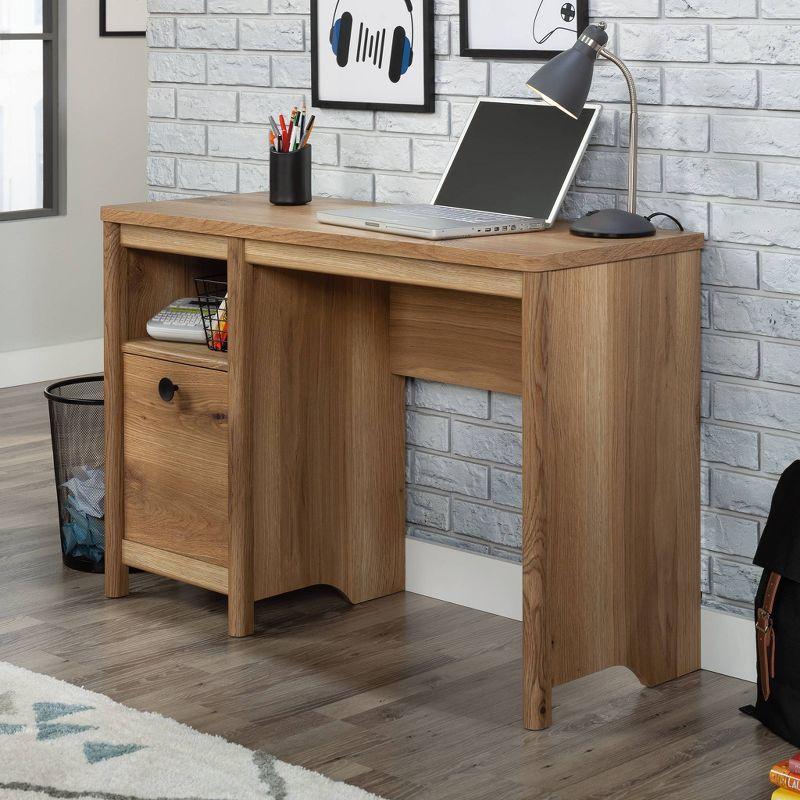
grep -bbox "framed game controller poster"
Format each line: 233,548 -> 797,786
311,0 -> 434,113
460,0 -> 588,60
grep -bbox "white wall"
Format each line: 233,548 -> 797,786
0,0 -> 146,385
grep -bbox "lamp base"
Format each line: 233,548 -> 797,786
570,208 -> 656,239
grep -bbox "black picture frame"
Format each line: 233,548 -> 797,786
99,0 -> 146,38
459,0 -> 588,60
311,0 -> 435,113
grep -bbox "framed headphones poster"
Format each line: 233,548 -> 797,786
311,0 -> 434,112
460,0 -> 587,60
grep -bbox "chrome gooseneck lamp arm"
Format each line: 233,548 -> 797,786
527,21 -> 655,238
594,39 -> 638,214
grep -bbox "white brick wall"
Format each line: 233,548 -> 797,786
147,0 -> 800,618
406,381 -> 523,561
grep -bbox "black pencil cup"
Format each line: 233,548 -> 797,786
270,146 -> 312,206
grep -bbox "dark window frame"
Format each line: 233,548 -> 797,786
0,0 -> 59,222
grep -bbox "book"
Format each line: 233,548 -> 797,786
773,789 -> 800,799
790,754 -> 800,774
771,762 -> 800,793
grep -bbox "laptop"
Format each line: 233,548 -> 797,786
316,98 -> 601,240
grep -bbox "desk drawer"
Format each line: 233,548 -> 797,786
123,354 -> 229,566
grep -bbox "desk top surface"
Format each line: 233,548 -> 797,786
102,194 -> 704,273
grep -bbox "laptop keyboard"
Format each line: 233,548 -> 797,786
399,204 -> 537,223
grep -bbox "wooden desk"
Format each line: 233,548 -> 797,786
101,194 -> 704,730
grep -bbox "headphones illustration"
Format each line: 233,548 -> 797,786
329,0 -> 415,84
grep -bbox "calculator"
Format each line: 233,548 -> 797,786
146,298 -> 207,344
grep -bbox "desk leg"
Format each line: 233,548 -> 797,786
521,254 -> 701,730
227,239 -> 255,637
247,269 -> 404,606
103,222 -> 129,599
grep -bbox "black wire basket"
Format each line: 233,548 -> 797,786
44,376 -> 105,574
194,277 -> 228,352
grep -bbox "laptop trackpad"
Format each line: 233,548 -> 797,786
353,208 -> 467,230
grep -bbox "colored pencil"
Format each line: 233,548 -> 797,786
268,115 -> 280,141
300,115 -> 316,148
278,114 -> 288,147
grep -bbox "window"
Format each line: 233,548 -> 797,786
0,0 -> 58,220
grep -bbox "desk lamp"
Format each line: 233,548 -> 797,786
527,22 -> 656,239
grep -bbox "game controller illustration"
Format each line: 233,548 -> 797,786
533,0 -> 578,45
329,0 -> 415,84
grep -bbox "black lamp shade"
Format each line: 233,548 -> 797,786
526,24 -> 608,119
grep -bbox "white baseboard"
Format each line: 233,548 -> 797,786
700,606 -> 755,682
406,538 -> 523,621
0,339 -> 103,389
405,539 -> 755,684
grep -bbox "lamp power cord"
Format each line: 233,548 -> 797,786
645,212 -> 684,231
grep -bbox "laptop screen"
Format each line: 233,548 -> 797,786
433,100 -> 598,222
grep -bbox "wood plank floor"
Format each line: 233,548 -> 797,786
0,380 -> 787,799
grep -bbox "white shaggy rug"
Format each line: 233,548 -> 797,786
0,661 -> 384,800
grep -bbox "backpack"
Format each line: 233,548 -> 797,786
742,460 -> 800,746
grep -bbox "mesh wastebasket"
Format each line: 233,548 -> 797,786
44,376 -> 105,573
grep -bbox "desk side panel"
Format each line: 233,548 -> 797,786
522,251 -> 702,726
250,268 -> 405,604
622,250 -> 702,687
103,222 -> 129,598
227,239 -> 255,636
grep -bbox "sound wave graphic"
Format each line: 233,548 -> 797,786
356,22 -> 387,68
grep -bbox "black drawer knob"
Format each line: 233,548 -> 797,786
158,377 -> 179,403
